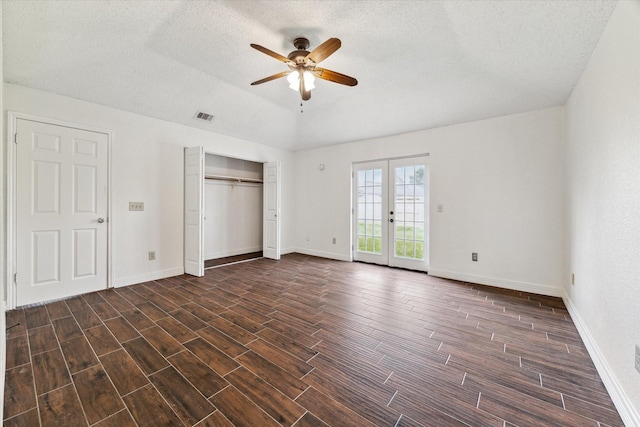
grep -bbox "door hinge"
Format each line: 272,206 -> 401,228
14,133 -> 18,144
14,273 -> 17,283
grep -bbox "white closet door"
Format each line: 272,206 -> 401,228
263,161 -> 281,260
184,146 -> 204,276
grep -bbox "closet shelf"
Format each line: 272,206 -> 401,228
205,174 -> 263,184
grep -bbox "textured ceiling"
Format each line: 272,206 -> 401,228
3,0 -> 616,151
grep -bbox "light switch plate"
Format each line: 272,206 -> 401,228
129,202 -> 144,211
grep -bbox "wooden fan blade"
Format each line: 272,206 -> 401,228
305,38 -> 341,64
313,68 -> 358,86
250,44 -> 293,64
251,71 -> 291,86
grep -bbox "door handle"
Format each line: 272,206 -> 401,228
97,218 -> 105,223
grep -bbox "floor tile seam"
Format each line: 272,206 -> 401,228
519,358 -> 604,381
139,377 -> 191,425
245,344 -> 314,379
217,370 -> 304,427
293,384 -> 381,427
5,339 -> 39,421
556,389 -> 622,416
69,324 -> 133,425
52,374 -> 93,427
130,299 -> 173,319
2,407 -> 38,423
150,364 -> 218,411
388,388 -> 479,427
290,410 -> 309,427
36,307 -> 94,427
89,407 -> 138,427
471,374 -> 612,424
247,336 -> 318,368
461,371 -> 569,409
309,358 -> 396,401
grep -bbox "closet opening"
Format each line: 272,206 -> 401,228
185,146 -> 280,277
203,154 -> 264,269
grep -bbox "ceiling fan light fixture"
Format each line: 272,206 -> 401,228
287,71 -> 316,91
287,71 -> 299,90
303,71 -> 315,90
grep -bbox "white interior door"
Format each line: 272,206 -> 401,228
16,119 -> 109,306
263,161 -> 281,260
184,146 -> 204,276
353,156 -> 429,271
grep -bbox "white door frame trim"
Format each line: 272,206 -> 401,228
6,112 -> 113,309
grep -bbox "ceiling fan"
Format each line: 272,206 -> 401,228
250,37 -> 358,101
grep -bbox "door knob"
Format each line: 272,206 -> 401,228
97,218 -> 105,223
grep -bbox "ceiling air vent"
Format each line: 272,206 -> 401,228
195,111 -> 214,122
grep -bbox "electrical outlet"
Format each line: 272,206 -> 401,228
332,237 -> 336,244
635,345 -> 640,374
472,252 -> 478,262
148,251 -> 156,261
129,202 -> 144,211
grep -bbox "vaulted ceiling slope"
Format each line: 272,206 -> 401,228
3,0 -> 616,151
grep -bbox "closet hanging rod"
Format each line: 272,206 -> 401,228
205,174 -> 263,184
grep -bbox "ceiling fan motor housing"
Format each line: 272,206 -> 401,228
293,37 -> 310,50
288,38 -> 311,66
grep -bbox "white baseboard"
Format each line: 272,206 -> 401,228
427,269 -> 563,297
563,294 -> 640,427
294,248 -> 351,262
111,267 -> 185,288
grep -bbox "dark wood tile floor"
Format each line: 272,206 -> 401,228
3,254 -> 624,426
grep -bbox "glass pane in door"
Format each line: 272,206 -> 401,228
393,164 -> 426,260
356,167 -> 383,254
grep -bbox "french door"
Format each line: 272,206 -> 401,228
353,156 -> 429,271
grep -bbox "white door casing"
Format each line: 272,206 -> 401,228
15,118 -> 109,306
263,161 -> 281,260
184,146 -> 204,276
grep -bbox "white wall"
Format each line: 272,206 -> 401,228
564,1 -> 640,424
204,181 -> 262,259
294,107 -> 565,296
204,154 -> 263,260
4,83 -> 294,292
